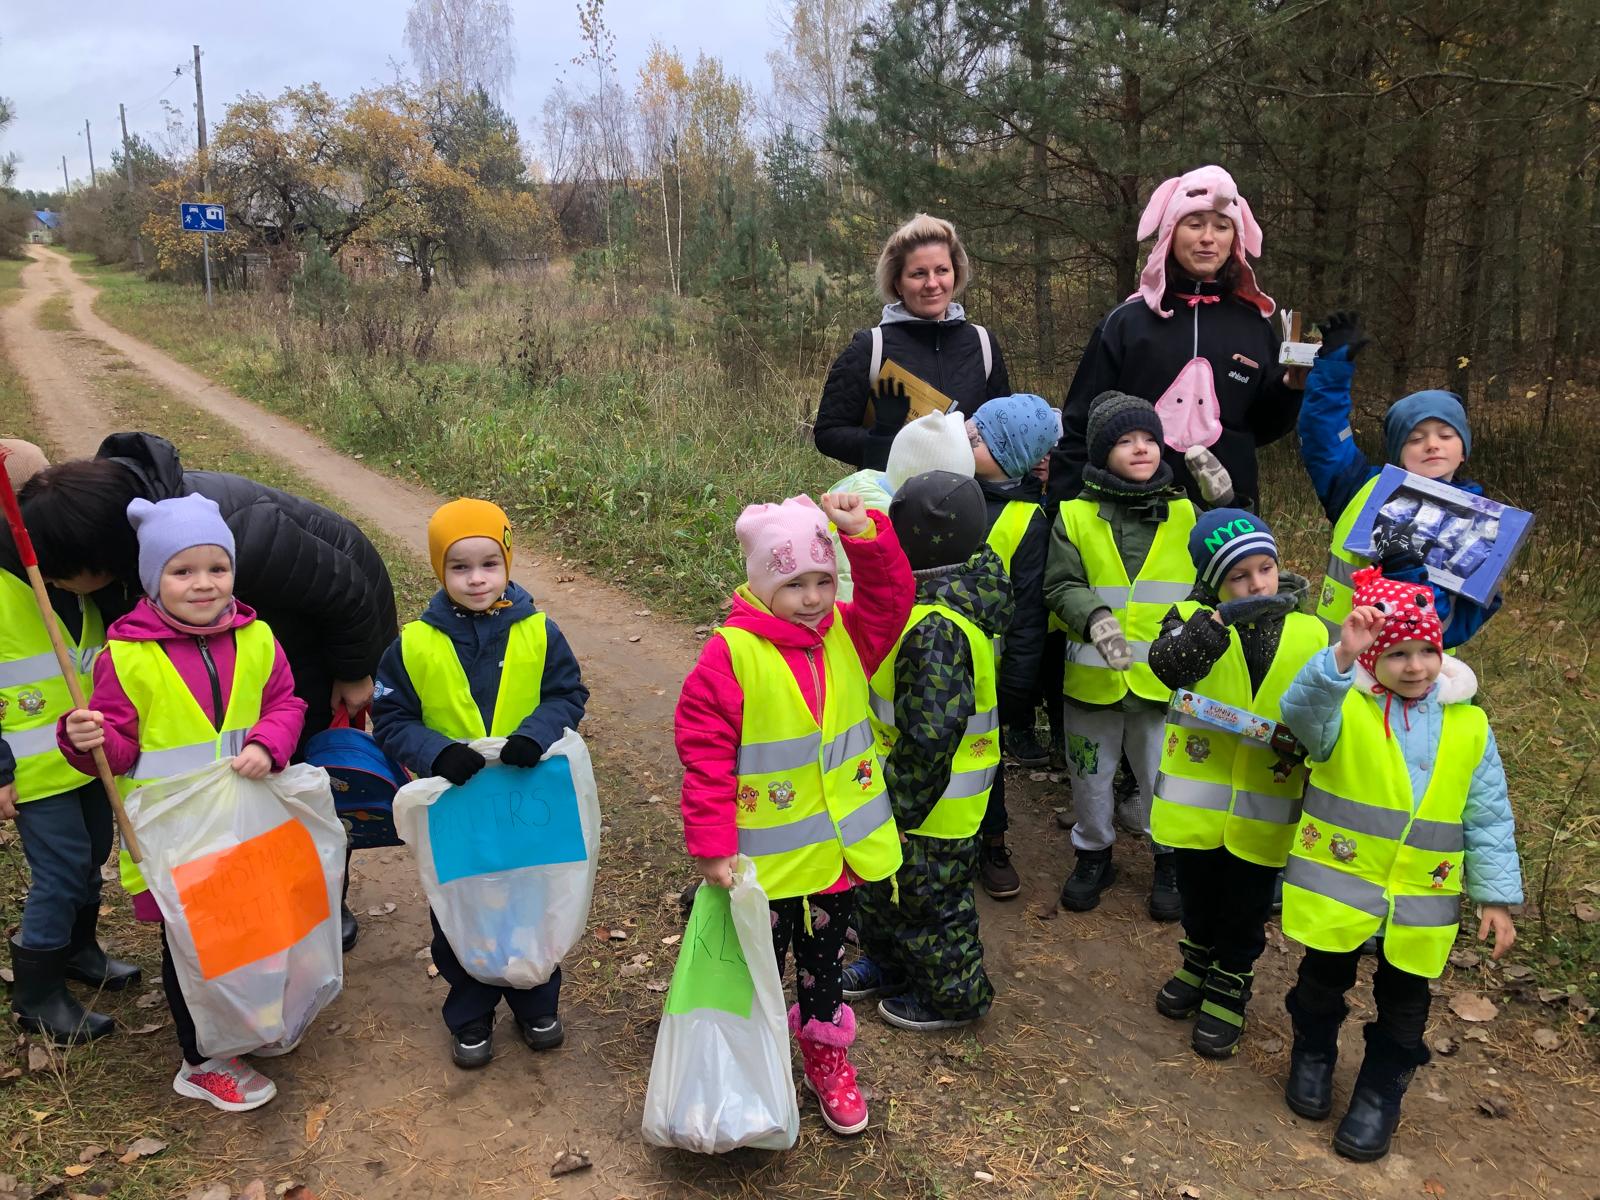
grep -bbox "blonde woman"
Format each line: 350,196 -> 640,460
815,214 -> 1012,471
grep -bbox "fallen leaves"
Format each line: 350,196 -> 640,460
1476,1094 -> 1511,1119
550,1148 -> 592,1177
116,1136 -> 167,1164
1428,1033 -> 1458,1056
1573,901 -> 1599,923
1422,1179 -> 1447,1197
27,1043 -> 55,1073
77,1146 -> 106,1166
134,989 -> 164,1010
1447,948 -> 1481,969
304,1101 -> 330,1144
1531,1027 -> 1562,1051
365,902 -> 396,917
618,952 -> 651,978
1448,992 -> 1498,1022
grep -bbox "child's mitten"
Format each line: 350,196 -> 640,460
434,742 -> 487,786
1087,608 -> 1133,671
1315,310 -> 1371,360
871,377 -> 911,435
499,735 -> 544,768
1184,445 -> 1235,506
1216,594 -> 1284,627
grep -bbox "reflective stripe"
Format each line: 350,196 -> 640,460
966,707 -> 1000,735
1392,892 -> 1461,927
1154,773 -> 1231,812
942,765 -> 998,798
821,720 -> 874,772
869,690 -> 894,725
0,650 -> 62,688
1232,790 -> 1302,826
737,810 -> 837,857
1405,817 -> 1464,853
126,730 -> 248,781
1338,425 -> 1353,443
1131,580 -> 1194,605
1303,786 -> 1410,840
1093,585 -> 1130,607
1066,640 -> 1151,667
1,723 -> 62,758
1323,555 -> 1357,586
735,732 -> 822,776
1284,856 -> 1389,917
837,791 -> 894,847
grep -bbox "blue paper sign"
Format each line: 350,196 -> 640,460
427,759 -> 588,885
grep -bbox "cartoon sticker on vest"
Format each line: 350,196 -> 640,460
1176,692 -> 1198,716
1154,356 -> 1221,452
1321,580 -> 1336,608
1185,734 -> 1211,763
737,784 -> 760,814
853,759 -> 874,791
1300,822 -> 1322,851
1429,860 -> 1454,889
970,735 -> 993,757
1066,733 -> 1099,779
1329,834 -> 1358,863
0,696 -> 7,721
16,687 -> 46,717
330,777 -> 350,792
767,780 -> 796,810
1166,731 -> 1179,758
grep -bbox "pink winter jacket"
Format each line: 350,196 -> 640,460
675,510 -> 914,891
58,597 -> 307,778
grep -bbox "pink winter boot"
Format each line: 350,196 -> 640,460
791,1003 -> 868,1135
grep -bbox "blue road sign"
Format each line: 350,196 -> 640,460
180,203 -> 226,233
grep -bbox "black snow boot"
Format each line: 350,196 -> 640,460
1156,938 -> 1213,1019
9,938 -> 115,1045
1332,1024 -> 1430,1162
1147,853 -> 1182,922
1284,987 -> 1346,1120
1192,967 -> 1253,1058
1059,848 -> 1116,912
62,904 -> 142,991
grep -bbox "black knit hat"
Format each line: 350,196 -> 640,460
889,470 -> 987,572
1086,390 -> 1164,469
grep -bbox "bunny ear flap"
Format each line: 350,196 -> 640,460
1234,192 -> 1264,258
1137,175 -> 1183,241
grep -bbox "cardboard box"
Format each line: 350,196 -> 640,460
1343,465 -> 1534,606
861,358 -> 955,428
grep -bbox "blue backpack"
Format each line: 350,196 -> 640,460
303,708 -> 408,850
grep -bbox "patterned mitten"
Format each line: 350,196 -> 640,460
1184,445 -> 1235,507
1087,609 -> 1133,671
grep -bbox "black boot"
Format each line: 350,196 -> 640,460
9,939 -> 116,1045
1284,988 -> 1346,1120
62,905 -> 142,992
1147,853 -> 1182,922
341,903 -> 359,953
1192,967 -> 1253,1058
1156,938 -> 1212,1019
1332,1024 -> 1430,1162
1059,848 -> 1116,911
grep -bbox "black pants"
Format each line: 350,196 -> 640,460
980,766 -> 1008,838
770,890 -> 853,1028
1172,847 -> 1280,973
160,925 -> 205,1067
430,910 -> 561,1035
1293,943 -> 1433,1049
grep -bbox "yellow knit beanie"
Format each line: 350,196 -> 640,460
427,498 -> 513,583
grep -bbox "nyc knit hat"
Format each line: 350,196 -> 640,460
735,495 -> 838,604
428,498 -> 513,583
886,411 -> 975,490
1188,507 -> 1278,592
1384,390 -> 1471,466
1,439 -> 48,495
971,394 -> 1059,480
126,494 -> 236,599
1086,391 -> 1164,469
1350,565 -> 1443,675
889,470 -> 987,573
1131,164 -> 1274,319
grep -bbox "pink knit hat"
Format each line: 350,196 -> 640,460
1130,165 -> 1274,319
735,495 -> 838,604
1350,566 -> 1443,676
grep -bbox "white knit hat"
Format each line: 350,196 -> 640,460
885,411 -> 975,491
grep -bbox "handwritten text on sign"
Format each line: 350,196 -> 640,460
665,883 -> 755,1018
427,759 -> 588,885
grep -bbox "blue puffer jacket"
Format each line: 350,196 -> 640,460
1280,647 -> 1522,906
1298,349 -> 1500,648
371,581 -> 588,777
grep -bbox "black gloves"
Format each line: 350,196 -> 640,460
870,377 -> 910,436
433,742 -> 487,787
499,735 -> 545,768
1217,594 -> 1289,627
1316,310 -> 1370,361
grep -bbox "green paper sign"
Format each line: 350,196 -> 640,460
664,884 -> 755,1018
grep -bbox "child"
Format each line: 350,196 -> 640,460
1278,567 -> 1520,1162
1146,509 -> 1326,1057
59,494 -> 306,1111
966,394 -> 1058,898
1299,311 -> 1500,646
4,441 -> 140,1047
675,492 -> 912,1136
1045,391 -> 1197,920
372,498 -> 588,1070
846,471 -> 1010,1030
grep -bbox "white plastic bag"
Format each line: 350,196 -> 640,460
641,856 -> 798,1153
125,760 -> 345,1059
392,729 -> 600,988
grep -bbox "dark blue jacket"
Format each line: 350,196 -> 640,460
371,581 -> 588,778
1298,348 -> 1498,648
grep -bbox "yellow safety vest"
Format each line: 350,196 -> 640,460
1281,690 -> 1485,979
867,602 -> 1000,840
985,501 -> 1036,575
1058,497 -> 1197,705
1316,475 -> 1380,642
1151,611 -> 1328,867
0,572 -> 102,803
400,615 -> 547,740
719,617 -> 903,900
111,621 -> 276,898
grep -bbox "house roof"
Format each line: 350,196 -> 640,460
33,210 -> 60,229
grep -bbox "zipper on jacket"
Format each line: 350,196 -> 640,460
804,648 -> 822,720
195,636 -> 224,731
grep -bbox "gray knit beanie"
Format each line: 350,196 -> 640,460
1086,390 -> 1165,469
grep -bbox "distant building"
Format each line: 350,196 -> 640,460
27,210 -> 60,244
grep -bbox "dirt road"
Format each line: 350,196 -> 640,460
2,246 -> 1595,1199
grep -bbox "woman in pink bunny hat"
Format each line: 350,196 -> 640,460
1049,165 -> 1305,512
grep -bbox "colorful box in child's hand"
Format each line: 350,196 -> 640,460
1343,465 -> 1534,606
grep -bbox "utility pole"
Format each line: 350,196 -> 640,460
194,44 -> 212,308
120,102 -> 145,268
84,119 -> 96,183
60,155 -> 69,194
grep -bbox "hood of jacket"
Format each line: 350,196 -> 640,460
1354,652 -> 1478,707
880,300 -> 969,328
418,580 -> 539,645
97,432 -> 187,499
914,545 -> 1013,640
107,595 -> 260,643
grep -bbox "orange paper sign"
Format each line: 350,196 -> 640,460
172,820 -> 329,980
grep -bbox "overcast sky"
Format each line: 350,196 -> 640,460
1,1 -> 783,195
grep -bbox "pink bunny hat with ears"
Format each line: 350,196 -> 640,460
1130,165 -> 1275,319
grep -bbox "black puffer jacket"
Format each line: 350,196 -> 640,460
96,433 -> 397,733
815,305 -> 1011,471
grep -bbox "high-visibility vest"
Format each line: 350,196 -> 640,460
0,572 -> 102,803
1281,690 -> 1485,979
985,501 -> 1036,575
718,617 -> 903,900
1151,610 -> 1327,867
1316,475 -> 1380,641
867,602 -> 1000,840
111,620 -> 276,898
1058,497 -> 1197,705
400,614 -> 547,740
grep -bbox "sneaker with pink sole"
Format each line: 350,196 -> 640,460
173,1057 -> 277,1112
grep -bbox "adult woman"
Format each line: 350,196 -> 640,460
815,214 -> 1012,471
1049,166 -> 1303,511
